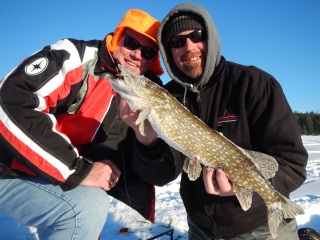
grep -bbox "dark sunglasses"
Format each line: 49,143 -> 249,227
169,30 -> 207,49
124,34 -> 158,60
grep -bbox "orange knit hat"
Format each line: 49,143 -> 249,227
106,9 -> 164,76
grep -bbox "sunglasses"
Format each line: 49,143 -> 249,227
124,34 -> 158,60
169,30 -> 207,48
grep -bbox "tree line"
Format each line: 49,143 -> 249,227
294,111 -> 320,135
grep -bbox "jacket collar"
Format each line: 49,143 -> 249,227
95,34 -> 120,75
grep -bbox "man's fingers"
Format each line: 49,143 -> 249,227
215,168 -> 232,192
202,167 -> 234,196
203,167 -> 220,195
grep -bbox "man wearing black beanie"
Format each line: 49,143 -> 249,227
157,2 -> 307,240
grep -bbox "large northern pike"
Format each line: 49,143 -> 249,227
108,64 -> 304,238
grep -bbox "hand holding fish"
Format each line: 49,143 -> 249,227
119,98 -> 157,146
203,167 -> 235,196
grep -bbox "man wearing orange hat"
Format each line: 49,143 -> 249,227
0,9 -> 179,239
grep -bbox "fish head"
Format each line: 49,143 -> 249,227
107,64 -> 169,112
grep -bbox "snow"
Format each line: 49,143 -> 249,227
0,135 -> 319,239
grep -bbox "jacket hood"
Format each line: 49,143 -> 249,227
106,9 -> 164,76
158,3 -> 221,91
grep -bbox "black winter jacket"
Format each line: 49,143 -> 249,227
158,3 -> 307,237
164,56 -> 308,238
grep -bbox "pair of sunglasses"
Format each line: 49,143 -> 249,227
169,30 -> 207,48
124,34 -> 158,60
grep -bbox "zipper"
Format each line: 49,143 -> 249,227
197,91 -> 201,102
197,90 -> 202,120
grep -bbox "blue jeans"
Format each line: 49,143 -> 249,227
187,215 -> 299,240
0,177 -> 110,240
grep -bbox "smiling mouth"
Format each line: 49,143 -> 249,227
126,61 -> 138,68
186,56 -> 200,61
181,52 -> 201,62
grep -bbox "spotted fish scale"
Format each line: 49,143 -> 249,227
107,65 -> 304,238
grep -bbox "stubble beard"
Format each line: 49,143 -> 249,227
181,52 -> 204,79
183,62 -> 202,79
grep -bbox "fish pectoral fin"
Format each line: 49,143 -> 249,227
247,150 -> 278,179
234,184 -> 253,211
136,109 -> 150,125
136,109 -> 151,136
183,157 -> 202,181
138,121 -> 146,136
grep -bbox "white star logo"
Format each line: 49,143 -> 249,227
25,57 -> 48,75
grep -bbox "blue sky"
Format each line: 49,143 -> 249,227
1,0 -> 319,113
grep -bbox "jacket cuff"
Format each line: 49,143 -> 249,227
61,157 -> 93,191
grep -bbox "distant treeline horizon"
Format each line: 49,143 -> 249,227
294,111 -> 320,135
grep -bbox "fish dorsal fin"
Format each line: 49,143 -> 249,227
246,150 -> 278,179
217,133 -> 278,180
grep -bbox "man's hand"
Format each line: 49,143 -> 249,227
81,160 -> 121,191
202,167 -> 235,196
119,98 -> 157,146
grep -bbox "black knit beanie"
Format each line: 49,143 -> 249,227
163,13 -> 205,44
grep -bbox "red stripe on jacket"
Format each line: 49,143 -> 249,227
0,121 -> 65,181
57,77 -> 115,146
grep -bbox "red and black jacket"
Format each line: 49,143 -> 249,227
0,36 -> 180,221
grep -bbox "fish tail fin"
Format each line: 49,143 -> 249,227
267,197 -> 304,238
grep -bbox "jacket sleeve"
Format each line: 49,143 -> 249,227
248,75 -> 308,197
0,39 -> 93,190
131,138 -> 183,186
